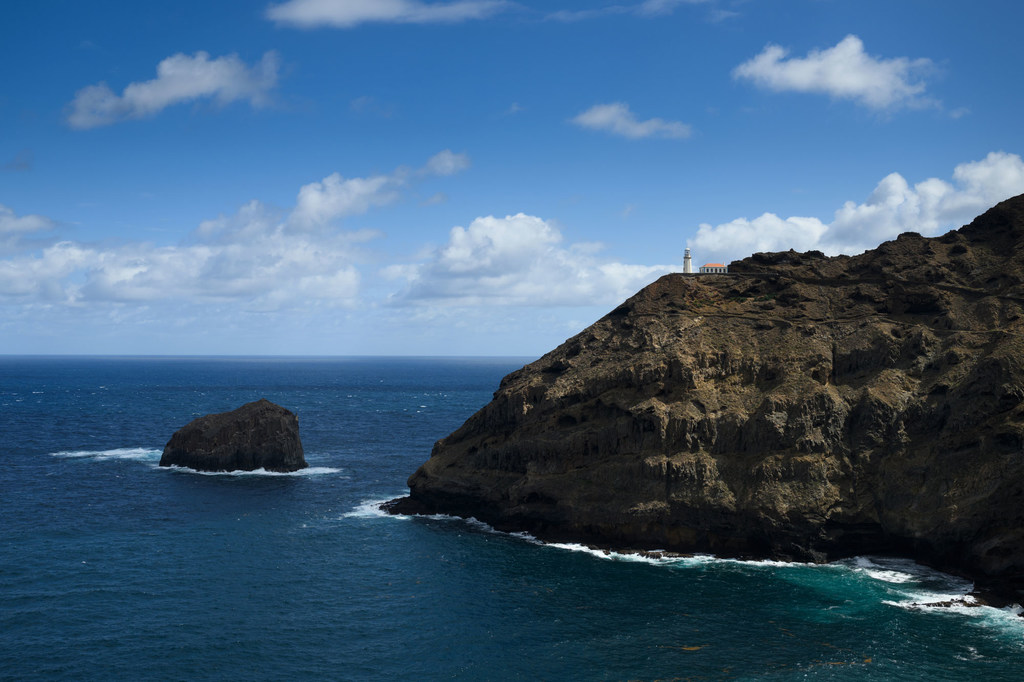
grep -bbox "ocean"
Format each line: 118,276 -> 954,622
2,356 -> 1023,681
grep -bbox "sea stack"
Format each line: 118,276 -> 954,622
389,194 -> 1024,603
160,399 -> 307,473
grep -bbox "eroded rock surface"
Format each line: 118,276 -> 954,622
389,194 -> 1024,602
160,399 -> 306,473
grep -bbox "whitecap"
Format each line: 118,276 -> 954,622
343,498 -> 407,519
164,465 -> 343,477
880,597 -> 1024,636
350,506 -> 829,568
842,556 -> 937,585
51,447 -> 161,462
832,555 -> 1024,632
342,506 -> 1024,625
51,448 -> 341,476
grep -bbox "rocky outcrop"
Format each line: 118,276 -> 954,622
388,194 -> 1024,603
160,399 -> 306,472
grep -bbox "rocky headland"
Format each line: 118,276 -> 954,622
160,399 -> 306,473
387,194 -> 1024,604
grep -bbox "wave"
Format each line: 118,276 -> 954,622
844,555 -> 925,584
851,556 -> 1024,630
355,499 -> 1024,632
343,498 -> 406,519
51,447 -> 342,476
164,465 -> 343,477
51,447 -> 161,462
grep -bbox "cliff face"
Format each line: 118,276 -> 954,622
392,195 -> 1024,599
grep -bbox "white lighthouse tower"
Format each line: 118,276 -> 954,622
683,247 -> 693,274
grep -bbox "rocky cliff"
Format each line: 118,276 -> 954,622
160,399 -> 306,473
388,194 -> 1024,602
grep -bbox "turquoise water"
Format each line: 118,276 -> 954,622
2,356 -> 1023,680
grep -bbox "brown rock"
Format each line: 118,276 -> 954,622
391,194 -> 1024,603
160,399 -> 306,473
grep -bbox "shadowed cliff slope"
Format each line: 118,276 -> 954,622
389,194 -> 1024,601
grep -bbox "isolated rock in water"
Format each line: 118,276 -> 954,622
160,399 -> 306,472
391,193 -> 1024,604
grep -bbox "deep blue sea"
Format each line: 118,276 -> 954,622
2,356 -> 1024,680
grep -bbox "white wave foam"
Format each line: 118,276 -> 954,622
349,506 -> 829,568
51,447 -> 341,476
839,557 -> 942,581
51,447 -> 161,462
880,596 -> 1024,635
543,541 -> 632,561
524,539 -> 1024,633
343,498 -> 405,519
838,555 -> 1024,630
338,507 -> 1024,622
164,465 -> 342,477
882,596 -> 978,611
840,556 -> 976,603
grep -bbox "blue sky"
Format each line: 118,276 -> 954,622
3,0 -> 1024,356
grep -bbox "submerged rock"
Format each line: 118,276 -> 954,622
160,399 -> 306,473
390,194 -> 1024,603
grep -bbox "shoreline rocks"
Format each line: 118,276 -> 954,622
160,399 -> 306,473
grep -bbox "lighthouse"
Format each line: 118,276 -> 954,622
683,247 -> 693,274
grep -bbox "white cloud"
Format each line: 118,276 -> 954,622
636,0 -> 708,15
549,0 -> 707,21
67,51 -> 279,129
0,204 -> 55,235
692,214 -> 828,260
267,0 -> 509,28
0,202 -> 365,309
287,150 -> 470,229
733,35 -> 935,110
386,213 -> 675,306
571,102 -> 691,140
424,149 -> 471,176
0,151 -> 467,309
690,151 -> 1024,263
290,174 -> 398,230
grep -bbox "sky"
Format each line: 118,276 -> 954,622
3,0 -> 1024,356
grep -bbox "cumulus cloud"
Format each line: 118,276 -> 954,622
571,102 -> 691,140
286,149 -> 470,229
0,151 -> 468,309
690,151 -> 1024,264
385,213 -> 675,306
733,35 -> 935,110
0,200 -> 365,309
289,174 -> 398,230
0,204 -> 55,235
0,203 -> 60,259
267,0 -> 509,28
67,51 -> 279,129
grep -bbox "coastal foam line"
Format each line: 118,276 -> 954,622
163,465 -> 343,477
50,448 -> 343,476
343,498 -> 408,518
51,447 -> 161,461
355,497 -> 1024,632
